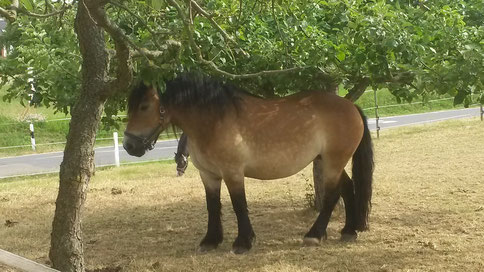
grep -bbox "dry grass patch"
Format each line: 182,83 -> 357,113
1,118 -> 484,272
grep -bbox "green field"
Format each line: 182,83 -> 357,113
1,118 -> 483,272
346,89 -> 471,118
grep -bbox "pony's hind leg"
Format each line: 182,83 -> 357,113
199,171 -> 223,252
340,170 -> 358,241
225,176 -> 255,254
303,159 -> 344,246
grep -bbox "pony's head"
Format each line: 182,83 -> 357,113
124,73 -> 244,157
123,83 -> 171,157
174,152 -> 189,176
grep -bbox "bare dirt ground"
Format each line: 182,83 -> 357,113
1,118 -> 483,272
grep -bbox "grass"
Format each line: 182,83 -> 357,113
1,118 -> 484,271
0,83 -> 72,156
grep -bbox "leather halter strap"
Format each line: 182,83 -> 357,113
124,102 -> 166,150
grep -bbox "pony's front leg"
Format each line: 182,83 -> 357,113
225,177 -> 255,254
199,171 -> 223,252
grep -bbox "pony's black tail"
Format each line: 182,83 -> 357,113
352,106 -> 374,231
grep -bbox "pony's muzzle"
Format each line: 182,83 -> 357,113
123,137 -> 146,157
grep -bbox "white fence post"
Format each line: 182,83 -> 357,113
480,103 -> 483,121
29,123 -> 36,151
113,132 -> 120,167
373,89 -> 380,139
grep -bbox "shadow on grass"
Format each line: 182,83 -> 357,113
1,189 -> 462,272
77,197 -> 407,271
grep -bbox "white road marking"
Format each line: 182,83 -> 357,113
94,146 -> 176,154
33,155 -> 64,160
367,120 -> 398,124
380,114 -> 471,129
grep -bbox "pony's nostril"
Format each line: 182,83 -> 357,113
124,142 -> 134,152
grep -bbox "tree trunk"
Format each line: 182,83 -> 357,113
49,2 -> 109,271
312,83 -> 353,211
312,156 -> 324,211
344,77 -> 370,102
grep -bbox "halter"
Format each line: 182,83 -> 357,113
176,153 -> 188,170
124,104 -> 166,151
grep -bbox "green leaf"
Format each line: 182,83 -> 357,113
150,0 -> 164,10
20,0 -> 34,11
336,51 -> 346,61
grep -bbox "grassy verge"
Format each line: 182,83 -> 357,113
0,117 -> 178,157
0,85 -> 179,157
0,84 -> 72,156
1,118 -> 483,272
342,88 -> 470,117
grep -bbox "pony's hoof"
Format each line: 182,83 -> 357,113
340,233 -> 357,242
303,237 -> 320,247
231,234 -> 254,254
231,246 -> 250,254
199,236 -> 222,253
198,243 -> 218,253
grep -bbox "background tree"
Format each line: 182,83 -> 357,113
1,0 -> 483,270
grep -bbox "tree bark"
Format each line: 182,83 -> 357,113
344,77 -> 370,102
312,83 -> 347,211
312,156 -> 324,211
49,2 -> 109,271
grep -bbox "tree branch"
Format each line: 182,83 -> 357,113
1,0 -> 72,21
167,0 -> 312,80
16,4 -> 72,18
0,0 -> 18,22
189,0 -> 248,57
374,71 -> 414,85
344,77 -> 370,102
84,0 -> 182,96
189,0 -> 232,44
131,40 -> 181,59
88,1 -> 181,61
45,0 -> 55,11
0,7 -> 16,22
108,0 -> 162,49
166,0 -> 207,66
206,65 -> 310,80
271,0 -> 290,63
85,0 -> 132,97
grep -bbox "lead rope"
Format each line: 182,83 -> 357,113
172,124 -> 179,142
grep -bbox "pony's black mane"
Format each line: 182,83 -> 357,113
127,82 -> 157,114
162,73 -> 252,116
128,73 -> 255,117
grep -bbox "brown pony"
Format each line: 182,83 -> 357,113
123,73 -> 374,254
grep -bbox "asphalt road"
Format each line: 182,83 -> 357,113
0,139 -> 179,179
0,107 -> 481,179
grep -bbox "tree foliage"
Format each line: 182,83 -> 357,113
1,0 -> 483,117
0,11 -> 79,113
